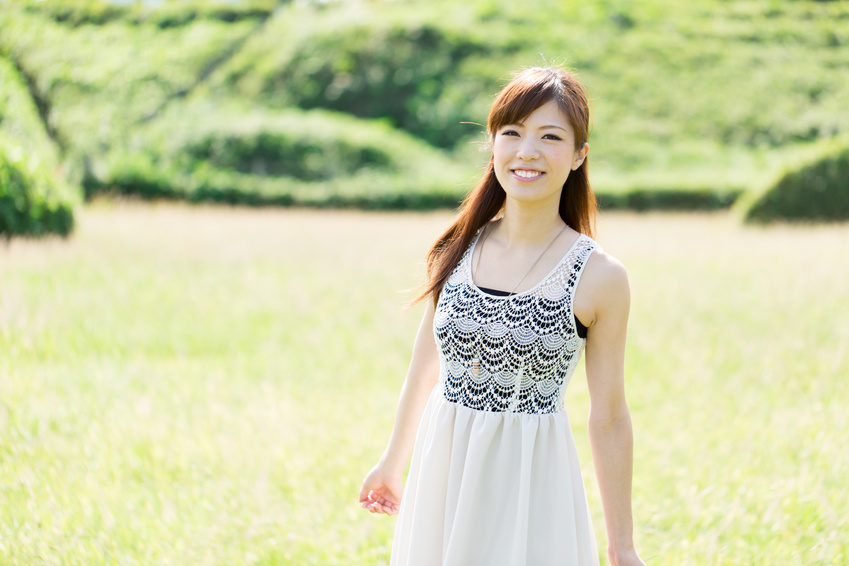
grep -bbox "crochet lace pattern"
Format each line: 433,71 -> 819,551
433,230 -> 597,415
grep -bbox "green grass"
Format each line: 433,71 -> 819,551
1,203 -> 847,564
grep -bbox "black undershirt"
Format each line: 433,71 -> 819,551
476,286 -> 589,339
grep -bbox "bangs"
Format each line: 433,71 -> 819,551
487,69 -> 564,134
486,67 -> 588,146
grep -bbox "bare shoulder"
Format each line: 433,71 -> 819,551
577,248 -> 630,321
584,248 -> 629,295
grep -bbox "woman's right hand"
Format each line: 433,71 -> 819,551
359,302 -> 438,517
359,464 -> 403,515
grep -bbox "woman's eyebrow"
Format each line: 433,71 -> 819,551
540,125 -> 568,132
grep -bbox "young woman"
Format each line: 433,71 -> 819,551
360,66 -> 645,566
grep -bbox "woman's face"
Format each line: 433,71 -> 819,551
492,99 -> 588,207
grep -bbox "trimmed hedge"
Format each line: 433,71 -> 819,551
208,4 -> 494,148
0,6 -> 258,175
0,136 -> 75,237
18,0 -> 275,28
597,188 -> 742,212
741,137 -> 849,223
4,0 -> 849,216
95,103 -> 471,209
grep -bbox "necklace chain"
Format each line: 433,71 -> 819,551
474,222 -> 568,295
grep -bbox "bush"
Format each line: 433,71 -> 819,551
6,0 -> 849,214
740,137 -> 849,223
16,0 -> 274,28
0,6 -> 257,173
0,57 -> 79,237
208,4 -> 494,148
0,57 -> 60,167
0,136 -> 76,237
597,188 -> 742,211
96,103 -> 472,209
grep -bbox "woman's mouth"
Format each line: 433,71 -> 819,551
512,169 -> 544,180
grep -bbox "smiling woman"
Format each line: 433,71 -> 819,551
360,66 -> 646,566
493,99 -> 589,210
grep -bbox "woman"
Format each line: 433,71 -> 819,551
360,66 -> 645,566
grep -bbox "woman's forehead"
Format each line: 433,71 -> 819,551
498,100 -> 573,130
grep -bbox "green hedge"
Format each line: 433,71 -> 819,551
4,0 -> 849,215
17,0 -> 274,27
207,4 -> 493,148
95,103 -> 471,209
0,6 -> 257,175
741,137 -> 849,223
597,188 -> 742,212
0,136 -> 76,237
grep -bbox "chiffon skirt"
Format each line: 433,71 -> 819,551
390,386 -> 599,566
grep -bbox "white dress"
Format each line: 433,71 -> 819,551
390,229 -> 600,566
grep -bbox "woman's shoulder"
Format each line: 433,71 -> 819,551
581,245 -> 630,301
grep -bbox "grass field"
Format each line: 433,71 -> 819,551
1,202 -> 847,565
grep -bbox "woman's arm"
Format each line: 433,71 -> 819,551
360,299 -> 441,515
582,253 -> 646,566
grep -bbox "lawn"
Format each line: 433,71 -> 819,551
1,202 -> 847,564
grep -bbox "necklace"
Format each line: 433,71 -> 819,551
474,222 -> 568,295
470,222 -> 568,378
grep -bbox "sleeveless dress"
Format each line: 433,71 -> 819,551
390,229 -> 601,566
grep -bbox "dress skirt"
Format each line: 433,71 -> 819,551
389,386 -> 600,566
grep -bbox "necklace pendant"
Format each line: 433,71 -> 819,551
471,357 -> 481,377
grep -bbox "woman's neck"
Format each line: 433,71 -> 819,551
497,198 -> 565,247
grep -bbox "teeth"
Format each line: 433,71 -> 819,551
514,169 -> 542,179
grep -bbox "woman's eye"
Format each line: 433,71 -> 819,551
501,129 -> 520,137
543,134 -> 562,140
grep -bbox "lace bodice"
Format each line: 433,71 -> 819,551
433,229 -> 598,415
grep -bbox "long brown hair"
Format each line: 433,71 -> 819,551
415,66 -> 597,307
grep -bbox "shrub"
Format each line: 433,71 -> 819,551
0,57 -> 60,167
15,0 -> 274,27
20,0 -> 126,26
0,57 -> 79,237
741,137 -> 849,223
597,188 -> 742,211
0,6 -> 257,174
7,0 -> 849,213
209,4 -> 494,148
0,136 -> 76,237
96,103 -> 471,209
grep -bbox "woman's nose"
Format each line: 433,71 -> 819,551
516,138 -> 540,160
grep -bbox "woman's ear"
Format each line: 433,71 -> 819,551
572,142 -> 589,170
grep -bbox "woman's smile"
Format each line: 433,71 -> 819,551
511,168 -> 544,180
492,99 -> 586,205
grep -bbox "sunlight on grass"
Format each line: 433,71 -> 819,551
1,202 -> 847,564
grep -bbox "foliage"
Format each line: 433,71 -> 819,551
0,6 -> 259,179
98,103 -> 470,209
206,4 -> 494,148
208,0 -> 849,150
741,136 -> 849,223
0,135 -> 76,237
0,57 -> 59,167
13,0 -> 276,27
598,187 -> 742,211
2,0 -> 849,215
0,57 -> 79,237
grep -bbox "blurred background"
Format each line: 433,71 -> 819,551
1,1 -> 848,565
2,0 -> 848,232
